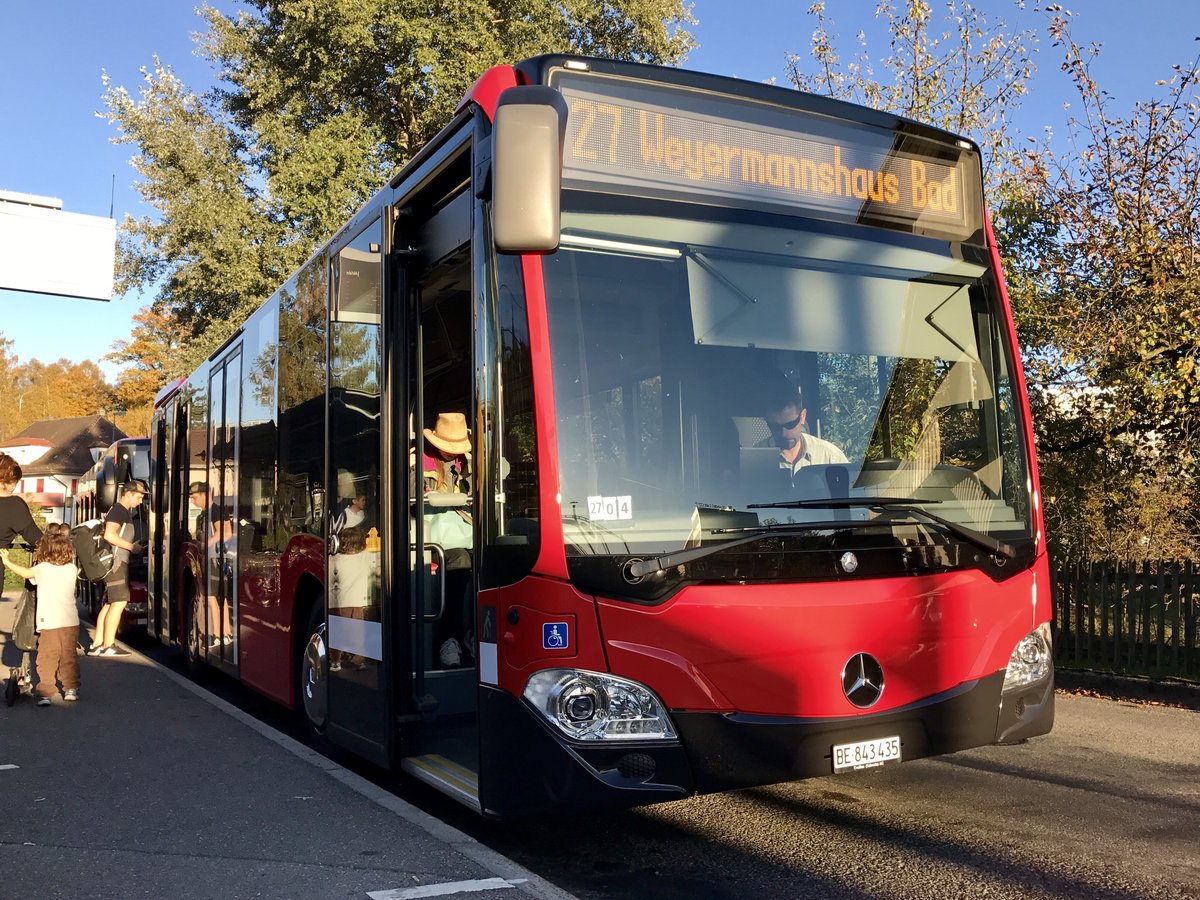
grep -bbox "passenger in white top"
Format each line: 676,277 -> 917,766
1,524 -> 82,704
762,376 -> 848,483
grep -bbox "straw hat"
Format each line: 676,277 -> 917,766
424,412 -> 471,455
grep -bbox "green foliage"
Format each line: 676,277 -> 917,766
787,2 -> 1200,560
998,8 -> 1200,559
3,547 -> 31,591
104,0 -> 695,374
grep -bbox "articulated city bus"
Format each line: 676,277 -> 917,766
75,436 -> 151,628
147,55 -> 1053,818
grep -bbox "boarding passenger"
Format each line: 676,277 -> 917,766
422,412 -> 473,668
89,480 -> 147,657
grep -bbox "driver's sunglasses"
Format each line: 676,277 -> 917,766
768,413 -> 803,433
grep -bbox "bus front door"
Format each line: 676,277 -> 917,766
397,182 -> 481,810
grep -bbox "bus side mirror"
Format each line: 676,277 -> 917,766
492,85 -> 567,254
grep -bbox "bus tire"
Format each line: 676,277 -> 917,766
298,601 -> 330,743
184,583 -> 205,680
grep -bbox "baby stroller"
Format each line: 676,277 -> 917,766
4,585 -> 36,706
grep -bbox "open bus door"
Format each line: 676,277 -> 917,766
363,130 -> 481,809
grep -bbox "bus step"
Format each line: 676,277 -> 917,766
401,754 -> 480,811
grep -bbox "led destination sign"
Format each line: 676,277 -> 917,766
554,72 -> 982,240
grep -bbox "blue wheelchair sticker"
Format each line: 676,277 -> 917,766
543,622 -> 568,650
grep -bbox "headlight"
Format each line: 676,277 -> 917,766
523,669 -> 677,741
1002,622 -> 1052,694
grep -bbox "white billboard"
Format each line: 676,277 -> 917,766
0,190 -> 116,301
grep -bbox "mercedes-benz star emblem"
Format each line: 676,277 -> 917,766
840,551 -> 858,573
841,652 -> 885,708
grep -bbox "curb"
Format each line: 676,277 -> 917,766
1056,668 -> 1200,710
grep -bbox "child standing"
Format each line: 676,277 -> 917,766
1,523 -> 80,706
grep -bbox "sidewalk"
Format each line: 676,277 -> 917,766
0,589 -> 575,900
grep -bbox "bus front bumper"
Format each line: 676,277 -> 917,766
479,667 -> 1052,816
673,668 -> 1054,793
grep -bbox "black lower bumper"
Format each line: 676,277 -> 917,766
478,667 -> 1054,817
675,668 -> 1054,793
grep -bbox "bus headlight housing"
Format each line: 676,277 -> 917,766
523,669 -> 677,741
1002,622 -> 1052,694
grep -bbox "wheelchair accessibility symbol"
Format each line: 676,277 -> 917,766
543,622 -> 568,650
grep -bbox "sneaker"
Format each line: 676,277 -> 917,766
36,696 -> 52,707
439,638 -> 462,667
95,646 -> 130,657
63,689 -> 79,702
87,645 -> 105,656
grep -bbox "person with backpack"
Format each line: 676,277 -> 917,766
1,524 -> 81,705
88,480 -> 147,658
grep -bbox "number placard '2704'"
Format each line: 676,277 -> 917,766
587,495 -> 632,521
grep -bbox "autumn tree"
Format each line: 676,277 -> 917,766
0,352 -> 116,440
103,0 -> 696,371
999,7 -> 1200,559
108,305 -> 195,411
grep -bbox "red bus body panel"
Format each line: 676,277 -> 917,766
239,533 -> 325,708
595,560 -> 1049,717
493,558 -> 1049,718
456,66 -> 519,120
237,551 -> 289,705
492,578 -> 610,693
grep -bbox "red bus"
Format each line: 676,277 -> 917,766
75,436 -> 151,628
147,55 -> 1053,818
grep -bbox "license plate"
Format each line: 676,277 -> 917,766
832,735 -> 901,773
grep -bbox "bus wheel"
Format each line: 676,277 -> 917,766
299,604 -> 328,738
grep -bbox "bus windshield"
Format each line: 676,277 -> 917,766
543,197 -> 1033,558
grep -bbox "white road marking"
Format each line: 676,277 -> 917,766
368,878 -> 528,899
0,764 -> 18,770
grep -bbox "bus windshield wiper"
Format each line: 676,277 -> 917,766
626,520 -> 849,580
748,496 -> 1016,560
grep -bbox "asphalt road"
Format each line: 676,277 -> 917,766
133,632 -> 1199,900
466,691 -> 1200,899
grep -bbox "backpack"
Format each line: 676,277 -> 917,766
71,519 -> 114,581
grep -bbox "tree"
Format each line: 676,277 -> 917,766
1000,7 -> 1200,558
108,305 -> 196,413
0,356 -> 116,439
788,0 -> 1036,184
102,60 -> 294,344
0,335 -> 21,432
103,0 -> 696,367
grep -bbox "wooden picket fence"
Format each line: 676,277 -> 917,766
1051,559 -> 1200,679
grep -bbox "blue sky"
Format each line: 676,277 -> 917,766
0,1 -> 1195,381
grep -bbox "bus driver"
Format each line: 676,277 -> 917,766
763,375 -> 848,486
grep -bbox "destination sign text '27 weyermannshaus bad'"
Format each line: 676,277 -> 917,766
554,71 -> 982,240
